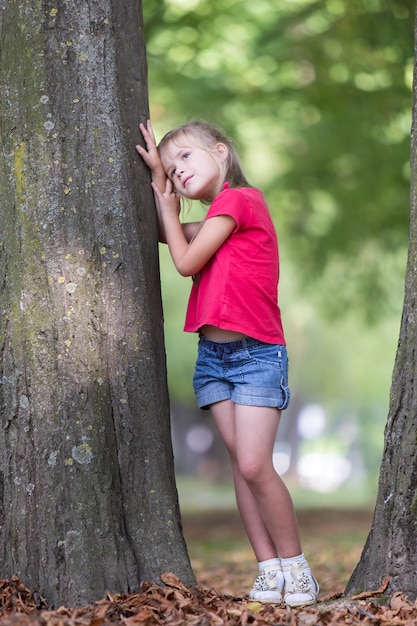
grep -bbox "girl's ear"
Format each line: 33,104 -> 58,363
215,142 -> 229,162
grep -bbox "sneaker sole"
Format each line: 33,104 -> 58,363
249,594 -> 282,603
285,597 -> 317,608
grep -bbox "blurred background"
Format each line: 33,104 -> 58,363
142,0 -> 413,513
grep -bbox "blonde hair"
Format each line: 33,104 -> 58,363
158,121 -> 250,192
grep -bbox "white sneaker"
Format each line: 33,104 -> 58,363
282,560 -> 319,607
248,566 -> 284,603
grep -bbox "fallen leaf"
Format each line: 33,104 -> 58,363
350,574 -> 390,600
245,601 -> 263,613
390,591 -> 414,612
160,573 -> 190,592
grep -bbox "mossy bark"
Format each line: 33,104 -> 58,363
345,10 -> 417,601
0,0 -> 195,606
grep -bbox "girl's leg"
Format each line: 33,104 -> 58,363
210,399 -> 318,606
210,399 -> 278,561
233,404 -> 318,606
233,403 -> 302,558
210,399 -> 301,558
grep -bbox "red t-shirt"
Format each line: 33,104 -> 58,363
184,183 -> 286,345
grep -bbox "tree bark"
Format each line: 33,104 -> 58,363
345,9 -> 417,601
0,0 -> 195,607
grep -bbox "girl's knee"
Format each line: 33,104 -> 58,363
238,458 -> 269,485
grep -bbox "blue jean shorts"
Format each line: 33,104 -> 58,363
193,335 -> 290,411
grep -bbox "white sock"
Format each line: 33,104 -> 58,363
281,553 -> 307,567
258,557 -> 281,571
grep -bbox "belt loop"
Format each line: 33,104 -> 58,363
214,344 -> 231,361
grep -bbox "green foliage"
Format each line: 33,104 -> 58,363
143,0 -> 412,490
143,0 -> 413,318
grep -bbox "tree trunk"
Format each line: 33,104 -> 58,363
0,0 -> 195,607
345,9 -> 417,601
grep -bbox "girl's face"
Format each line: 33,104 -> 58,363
160,134 -> 228,202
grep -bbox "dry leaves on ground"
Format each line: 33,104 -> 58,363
1,573 -> 417,626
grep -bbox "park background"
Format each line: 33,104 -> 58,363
142,0 -> 413,519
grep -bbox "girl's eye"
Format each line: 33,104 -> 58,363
170,168 -> 176,178
183,152 -> 190,160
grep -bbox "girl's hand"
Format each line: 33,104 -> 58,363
136,120 -> 169,242
151,178 -> 181,220
152,179 -> 235,278
136,120 -> 166,191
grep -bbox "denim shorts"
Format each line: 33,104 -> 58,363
193,335 -> 290,411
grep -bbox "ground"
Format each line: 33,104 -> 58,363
1,508 -> 417,625
182,507 -> 373,597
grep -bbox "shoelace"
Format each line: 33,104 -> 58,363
253,569 -> 282,591
286,563 -> 313,593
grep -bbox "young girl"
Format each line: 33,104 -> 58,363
136,119 -> 319,607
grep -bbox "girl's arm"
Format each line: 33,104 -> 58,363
136,120 -> 202,244
136,121 -> 168,242
183,221 -> 204,242
152,179 -> 235,277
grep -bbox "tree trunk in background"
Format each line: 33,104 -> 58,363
345,10 -> 417,601
0,0 -> 195,607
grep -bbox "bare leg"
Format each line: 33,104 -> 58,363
211,399 -> 318,606
231,464 -> 278,560
210,399 -> 301,560
210,400 -> 275,559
